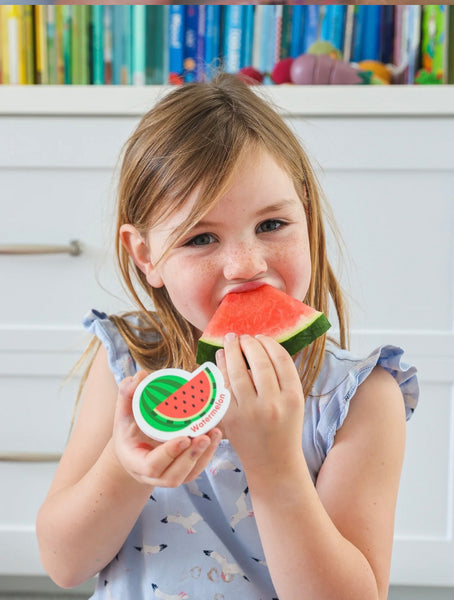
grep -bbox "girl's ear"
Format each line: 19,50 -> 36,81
119,224 -> 164,288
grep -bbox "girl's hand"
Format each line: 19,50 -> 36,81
216,333 -> 305,476
112,372 -> 221,488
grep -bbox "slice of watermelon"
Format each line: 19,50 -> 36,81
196,284 -> 330,364
132,363 -> 230,442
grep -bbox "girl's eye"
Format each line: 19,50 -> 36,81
186,233 -> 216,247
257,219 -> 285,233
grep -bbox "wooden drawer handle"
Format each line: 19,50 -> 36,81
0,239 -> 81,256
0,452 -> 62,462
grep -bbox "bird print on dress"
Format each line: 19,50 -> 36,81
134,543 -> 168,555
209,456 -> 241,476
151,583 -> 189,599
203,550 -> 250,583
186,479 -> 211,500
230,486 -> 254,531
161,511 -> 203,534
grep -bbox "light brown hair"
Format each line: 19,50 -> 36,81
85,73 -> 348,398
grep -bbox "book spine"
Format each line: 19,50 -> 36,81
448,6 -> 454,84
421,5 -> 447,82
183,5 -> 198,82
80,6 -> 89,85
146,6 -> 168,85
362,5 -> 381,61
380,5 -> 394,65
204,5 -> 220,80
343,5 -> 355,63
274,5 -> 283,65
8,6 -> 20,85
0,7 -> 7,84
222,5 -> 242,74
71,5 -> 81,85
303,5 -> 319,54
132,5 -> 145,85
290,6 -> 305,58
261,5 -> 275,83
55,6 -> 65,85
23,5 -> 35,84
103,6 -> 113,84
62,5 -> 72,85
406,6 -> 421,84
195,6 -> 206,82
168,5 -> 184,84
92,5 -> 104,85
46,6 -> 56,85
34,6 -> 48,85
351,5 -> 366,63
241,5 -> 254,68
112,6 -> 122,85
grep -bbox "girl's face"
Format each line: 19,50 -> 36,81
132,150 -> 312,334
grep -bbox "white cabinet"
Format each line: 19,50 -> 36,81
0,85 -> 453,589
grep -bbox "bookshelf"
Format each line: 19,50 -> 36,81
0,84 -> 453,117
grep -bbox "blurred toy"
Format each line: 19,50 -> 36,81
307,41 -> 343,60
271,57 -> 294,84
290,54 -> 370,85
358,60 -> 392,85
236,66 -> 264,85
415,69 -> 443,84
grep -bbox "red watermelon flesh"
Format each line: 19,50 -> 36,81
196,284 -> 330,364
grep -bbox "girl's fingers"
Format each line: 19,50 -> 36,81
254,334 -> 303,393
137,430 -> 222,487
222,333 -> 256,401
238,334 -> 281,397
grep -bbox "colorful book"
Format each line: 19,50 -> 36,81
195,5 -> 206,82
103,6 -> 113,85
204,4 -> 220,80
132,5 -> 146,85
379,5 -> 394,65
46,6 -> 56,84
351,5 -> 366,62
421,4 -> 448,83
34,5 -> 48,84
55,6 -> 65,84
183,5 -> 198,82
168,5 -> 184,84
222,5 -> 243,74
290,5 -> 305,58
343,5 -> 355,62
91,5 -> 104,85
241,5 -> 254,68
321,5 -> 346,53
448,6 -> 454,84
362,5 -> 381,61
22,5 -> 34,84
146,6 -> 168,85
302,5 -> 319,54
406,5 -> 422,84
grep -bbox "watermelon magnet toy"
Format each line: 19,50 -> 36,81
196,284 -> 331,364
133,363 -> 230,442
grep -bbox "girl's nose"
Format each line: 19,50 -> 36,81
223,243 -> 267,281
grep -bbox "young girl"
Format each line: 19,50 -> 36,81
37,73 -> 418,600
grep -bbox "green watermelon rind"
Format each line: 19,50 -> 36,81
196,311 -> 331,364
138,366 -> 218,433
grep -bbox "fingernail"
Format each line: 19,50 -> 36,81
225,332 -> 236,342
198,438 -> 211,451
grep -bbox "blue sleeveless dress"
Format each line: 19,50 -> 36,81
83,310 -> 418,600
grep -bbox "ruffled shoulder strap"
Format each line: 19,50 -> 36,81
303,344 -> 419,482
83,309 -> 137,384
